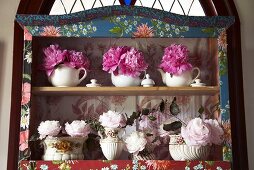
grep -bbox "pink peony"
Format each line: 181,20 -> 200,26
65,120 -> 91,137
159,44 -> 192,75
64,50 -> 90,69
99,110 -> 126,128
42,44 -> 68,76
21,82 -> 31,105
37,120 -> 61,139
125,131 -> 147,155
102,46 -> 129,75
204,119 -> 224,145
102,46 -> 148,77
118,47 -> 148,77
41,44 -> 90,77
181,118 -> 212,146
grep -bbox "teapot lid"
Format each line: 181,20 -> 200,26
86,79 -> 101,87
190,79 -> 206,87
141,74 -> 155,86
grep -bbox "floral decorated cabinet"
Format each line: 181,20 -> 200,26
15,4 -> 235,170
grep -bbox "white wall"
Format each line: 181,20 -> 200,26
0,0 -> 19,169
0,0 -> 253,169
234,0 -> 254,169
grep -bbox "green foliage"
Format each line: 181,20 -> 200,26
202,28 -> 216,37
109,26 -> 123,36
148,115 -> 156,121
170,97 -> 181,115
163,121 -> 182,132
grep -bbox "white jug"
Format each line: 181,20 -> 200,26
49,64 -> 87,87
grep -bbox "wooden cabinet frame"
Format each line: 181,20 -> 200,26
8,0 -> 248,169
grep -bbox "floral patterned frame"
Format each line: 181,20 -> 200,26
17,5 -> 234,170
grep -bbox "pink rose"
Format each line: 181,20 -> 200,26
204,119 -> 224,145
99,110 -> 126,128
19,130 -> 29,151
181,118 -> 212,146
37,120 -> 61,139
65,120 -> 91,137
21,82 -> 31,105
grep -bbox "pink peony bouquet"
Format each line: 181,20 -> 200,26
41,44 -> 90,77
65,120 -> 91,137
99,110 -> 127,128
37,120 -> 62,139
181,118 -> 224,146
102,46 -> 148,77
159,44 -> 192,75
125,131 -> 147,156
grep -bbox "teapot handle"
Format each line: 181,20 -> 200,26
191,67 -> 201,84
77,68 -> 87,84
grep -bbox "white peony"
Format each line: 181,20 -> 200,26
99,110 -> 126,128
125,131 -> 147,155
37,120 -> 61,139
65,120 -> 91,137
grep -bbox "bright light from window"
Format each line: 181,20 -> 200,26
50,0 -> 205,16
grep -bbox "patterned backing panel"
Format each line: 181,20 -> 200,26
18,6 -> 234,163
20,160 -> 231,170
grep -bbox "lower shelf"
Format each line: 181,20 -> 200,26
20,160 -> 231,170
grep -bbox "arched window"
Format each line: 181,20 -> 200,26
8,1 -> 248,170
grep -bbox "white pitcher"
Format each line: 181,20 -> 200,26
111,73 -> 141,87
158,67 -> 200,87
49,64 -> 87,87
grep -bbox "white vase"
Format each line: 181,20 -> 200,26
99,127 -> 125,160
111,73 -> 141,87
168,135 -> 210,161
100,140 -> 124,160
158,67 -> 200,87
42,136 -> 87,161
49,64 -> 87,87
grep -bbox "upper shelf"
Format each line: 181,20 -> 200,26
32,86 -> 219,96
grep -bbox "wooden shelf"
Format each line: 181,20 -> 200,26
32,86 -> 219,96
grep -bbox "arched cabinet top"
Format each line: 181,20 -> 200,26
16,6 -> 234,38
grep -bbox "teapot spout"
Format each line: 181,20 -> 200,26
157,69 -> 166,84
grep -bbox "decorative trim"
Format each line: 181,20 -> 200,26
16,6 -> 234,28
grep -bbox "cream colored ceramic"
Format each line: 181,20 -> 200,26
100,140 -> 124,160
111,73 -> 141,87
42,136 -> 87,161
158,67 -> 200,87
49,64 -> 87,87
169,135 -> 210,161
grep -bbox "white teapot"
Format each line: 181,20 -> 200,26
158,67 -> 200,87
49,64 -> 87,87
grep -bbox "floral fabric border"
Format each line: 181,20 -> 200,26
20,160 -> 231,170
16,6 -> 234,28
23,15 -> 225,38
